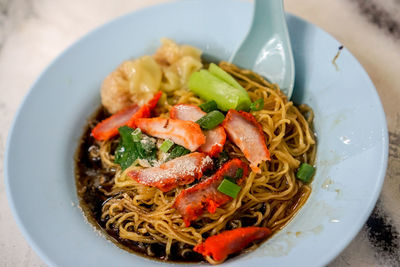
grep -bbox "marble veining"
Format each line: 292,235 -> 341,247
0,0 -> 35,54
366,201 -> 400,266
352,0 -> 400,39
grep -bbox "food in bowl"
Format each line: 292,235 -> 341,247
75,39 -> 316,264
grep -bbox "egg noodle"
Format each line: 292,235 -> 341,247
80,40 -> 316,265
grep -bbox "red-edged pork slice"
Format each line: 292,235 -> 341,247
91,91 -> 161,141
135,117 -> 205,152
194,227 -> 271,262
170,104 -> 226,156
200,128 -> 226,157
173,158 -> 248,226
128,152 -> 213,192
222,110 -> 270,173
170,104 -> 205,121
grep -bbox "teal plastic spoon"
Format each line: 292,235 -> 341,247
230,0 -> 294,98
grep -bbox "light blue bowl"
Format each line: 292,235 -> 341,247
4,0 -> 388,266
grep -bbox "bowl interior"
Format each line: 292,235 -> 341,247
5,1 -> 387,266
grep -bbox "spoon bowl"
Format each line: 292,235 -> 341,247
230,0 -> 295,98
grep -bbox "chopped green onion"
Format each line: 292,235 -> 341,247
160,139 -> 174,153
296,163 -> 315,183
196,110 -> 225,130
131,128 -> 142,142
250,98 -> 264,111
235,168 -> 243,180
217,178 -> 242,198
199,100 -> 218,113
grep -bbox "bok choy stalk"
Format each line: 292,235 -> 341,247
189,63 -> 251,111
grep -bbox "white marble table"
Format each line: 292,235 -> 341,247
1,0 -> 399,266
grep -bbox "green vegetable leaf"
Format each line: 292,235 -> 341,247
114,126 -> 137,170
166,145 -> 190,161
114,126 -> 157,170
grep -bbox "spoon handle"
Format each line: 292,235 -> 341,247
230,0 -> 295,98
231,0 -> 286,68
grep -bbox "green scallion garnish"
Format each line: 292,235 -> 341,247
296,163 -> 315,183
131,128 -> 142,142
199,100 -> 218,113
250,98 -> 264,111
217,178 -> 241,198
196,110 -> 225,130
160,139 -> 174,153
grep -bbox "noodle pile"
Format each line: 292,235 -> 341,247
91,61 -> 316,264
